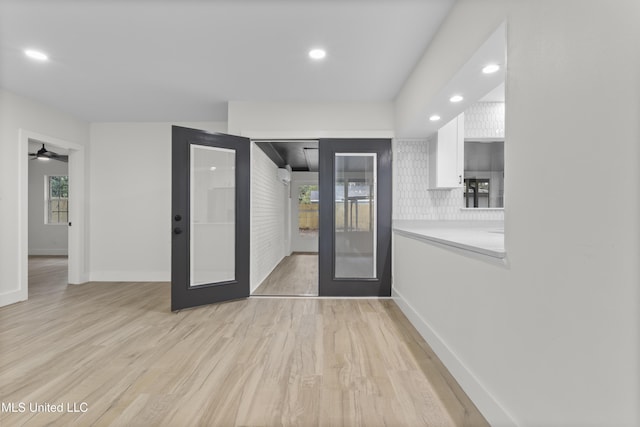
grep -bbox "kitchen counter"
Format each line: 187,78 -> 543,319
393,220 -> 505,259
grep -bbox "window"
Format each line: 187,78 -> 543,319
46,175 -> 69,224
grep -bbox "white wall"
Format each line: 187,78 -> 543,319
28,158 -> 69,255
0,89 -> 89,307
88,121 -> 226,281
393,1 -> 640,426
228,101 -> 394,138
250,144 -> 288,292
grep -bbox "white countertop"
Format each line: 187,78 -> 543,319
393,220 -> 505,259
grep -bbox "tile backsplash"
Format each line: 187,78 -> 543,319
464,102 -> 505,140
393,138 -> 504,221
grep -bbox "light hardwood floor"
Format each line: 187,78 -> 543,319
0,257 -> 489,426
253,253 -> 318,296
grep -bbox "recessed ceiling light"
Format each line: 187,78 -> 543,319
449,95 -> 464,103
24,49 -> 49,61
482,64 -> 500,74
209,166 -> 217,171
309,49 -> 326,60
429,115 -> 441,121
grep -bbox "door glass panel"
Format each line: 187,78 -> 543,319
334,153 -> 377,279
190,145 -> 235,286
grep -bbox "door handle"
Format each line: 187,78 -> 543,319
173,227 -> 183,235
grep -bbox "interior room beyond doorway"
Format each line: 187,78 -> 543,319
253,140 -> 319,296
252,253 -> 318,296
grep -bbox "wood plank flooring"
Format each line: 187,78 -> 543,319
0,257 -> 488,426
253,253 -> 318,296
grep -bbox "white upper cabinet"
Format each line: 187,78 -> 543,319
429,113 -> 464,189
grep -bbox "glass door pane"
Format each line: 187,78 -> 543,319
190,145 -> 236,286
334,153 -> 377,279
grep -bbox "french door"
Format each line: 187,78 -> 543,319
318,139 -> 392,296
171,126 -> 250,311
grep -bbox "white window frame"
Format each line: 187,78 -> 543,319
44,175 -> 69,225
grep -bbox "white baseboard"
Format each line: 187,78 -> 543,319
69,272 -> 90,285
0,289 -> 27,308
251,254 -> 285,294
89,271 -> 170,282
28,249 -> 68,256
393,288 -> 518,427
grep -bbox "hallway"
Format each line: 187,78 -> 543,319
253,253 -> 318,296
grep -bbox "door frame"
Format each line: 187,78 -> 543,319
17,129 -> 86,302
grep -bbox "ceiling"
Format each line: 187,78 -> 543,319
0,0 -> 455,122
479,82 -> 505,102
408,23 -> 506,137
255,140 -> 318,172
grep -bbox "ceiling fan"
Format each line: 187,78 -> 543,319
28,144 -> 68,162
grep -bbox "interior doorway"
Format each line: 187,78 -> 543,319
251,138 -> 392,298
252,140 -> 320,297
27,138 -> 70,295
19,129 -> 86,303
28,139 -> 69,254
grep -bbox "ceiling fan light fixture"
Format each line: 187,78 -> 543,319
29,143 -> 68,162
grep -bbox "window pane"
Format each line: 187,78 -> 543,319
45,176 -> 69,224
50,176 -> 59,198
190,145 -> 236,286
60,177 -> 69,198
334,154 -> 376,279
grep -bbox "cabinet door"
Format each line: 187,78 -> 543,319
430,114 -> 464,188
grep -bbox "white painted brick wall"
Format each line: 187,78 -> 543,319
251,145 -> 287,291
